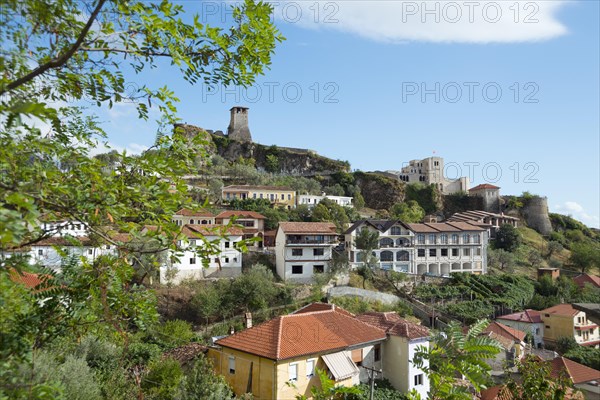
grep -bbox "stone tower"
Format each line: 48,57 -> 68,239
469,184 -> 501,213
227,106 -> 252,142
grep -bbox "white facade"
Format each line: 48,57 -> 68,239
345,220 -> 488,276
345,221 -> 414,273
496,311 -> 545,349
172,209 -> 215,226
275,223 -> 338,283
41,220 -> 88,237
298,194 -> 353,209
160,226 -> 242,284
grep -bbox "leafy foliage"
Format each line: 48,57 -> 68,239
389,200 -> 426,223
504,355 -> 577,400
494,224 -> 522,252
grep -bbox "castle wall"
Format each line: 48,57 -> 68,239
523,197 -> 553,235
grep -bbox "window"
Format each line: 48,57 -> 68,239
475,247 -> 482,256
288,194 -> 291,200
429,234 -> 436,244
281,194 -> 285,200
225,257 -> 229,263
260,193 -> 263,199
306,359 -> 316,377
292,248 -> 303,256
452,234 -> 459,244
225,241 -> 230,248
253,193 -> 257,199
270,194 -> 274,201
473,234 -> 480,244
463,248 -> 470,256
288,363 -> 298,381
228,356 -> 236,374
214,258 -> 219,263
313,248 -> 324,256
463,234 -> 470,244
535,328 -> 540,335
452,248 -> 459,257
429,249 -> 436,257
38,249 -> 43,255
292,265 -> 303,274
417,234 -> 425,244
418,249 -> 425,257
313,265 -> 325,274
226,193 -> 231,199
440,234 -> 448,244
88,249 -> 93,255
441,248 -> 448,256
190,258 -> 196,264
374,345 -> 381,362
545,325 -> 550,329
414,374 -> 424,386
391,226 -> 402,235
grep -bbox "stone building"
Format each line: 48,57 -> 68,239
468,184 -> 501,213
394,157 -> 469,194
227,106 -> 252,142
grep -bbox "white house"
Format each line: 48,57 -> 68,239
356,311 -> 431,398
345,220 -> 415,273
345,219 -> 488,276
27,237 -> 117,270
496,309 -> 545,348
161,224 -> 243,284
275,222 -> 339,282
172,208 -> 215,226
297,193 -> 353,209
215,210 -> 266,248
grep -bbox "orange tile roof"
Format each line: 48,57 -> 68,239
356,312 -> 430,340
215,304 -> 386,360
292,302 -> 355,318
573,274 -> 600,289
182,224 -> 243,238
407,222 -> 485,233
278,222 -> 337,234
9,269 -> 52,291
215,210 -> 266,220
484,321 -> 526,342
469,184 -> 500,191
175,208 -> 214,217
548,357 -> 600,384
480,384 -> 584,400
542,304 -> 580,317
497,309 -> 543,324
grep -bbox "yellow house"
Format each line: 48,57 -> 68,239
222,185 -> 296,209
208,303 -> 387,399
541,304 -> 600,348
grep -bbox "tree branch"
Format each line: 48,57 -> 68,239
0,0 -> 108,96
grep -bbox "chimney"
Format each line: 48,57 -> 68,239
230,326 -> 235,335
227,106 -> 252,143
245,312 -> 253,329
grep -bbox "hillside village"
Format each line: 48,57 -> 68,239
4,107 -> 599,400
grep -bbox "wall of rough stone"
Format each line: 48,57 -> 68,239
522,196 -> 553,235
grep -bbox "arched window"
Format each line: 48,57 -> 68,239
440,234 -> 448,244
463,234 -> 470,244
379,238 -> 394,248
451,234 -> 459,244
397,251 -> 409,261
380,251 -> 394,262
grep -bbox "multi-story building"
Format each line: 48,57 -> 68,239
345,220 -> 415,273
447,210 -> 519,239
215,210 -> 266,248
26,236 -> 117,270
160,224 -> 243,284
345,219 -> 488,276
172,208 -> 215,226
297,193 -> 353,209
541,304 -> 600,348
496,309 -> 545,348
222,185 -> 296,209
275,222 -> 339,282
393,157 -> 469,194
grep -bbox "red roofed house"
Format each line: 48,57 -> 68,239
548,356 -> 600,399
275,222 -> 339,282
215,210 -> 266,248
356,312 -> 431,398
172,208 -> 215,226
209,303 -> 387,399
160,224 -> 243,284
497,309 -> 544,348
573,274 -> 600,290
9,269 -> 52,292
541,304 -> 600,348
482,321 -> 527,372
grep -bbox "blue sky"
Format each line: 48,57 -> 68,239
94,1 -> 599,228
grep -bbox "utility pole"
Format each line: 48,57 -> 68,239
363,366 -> 382,400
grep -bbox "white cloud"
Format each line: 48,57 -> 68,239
272,1 -> 569,43
553,201 -> 600,229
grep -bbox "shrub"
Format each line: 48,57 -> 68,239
142,357 -> 183,399
152,319 -> 196,349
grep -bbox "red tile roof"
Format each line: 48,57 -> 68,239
469,184 -> 500,191
497,309 -> 543,324
484,321 -> 526,343
480,384 -> 584,400
9,269 -> 52,291
573,274 -> 600,289
215,304 -> 386,360
278,222 -> 337,234
356,312 -> 430,340
548,357 -> 600,384
175,208 -> 214,217
542,304 -> 580,317
407,222 -> 485,233
215,210 -> 266,220
182,224 -> 243,238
